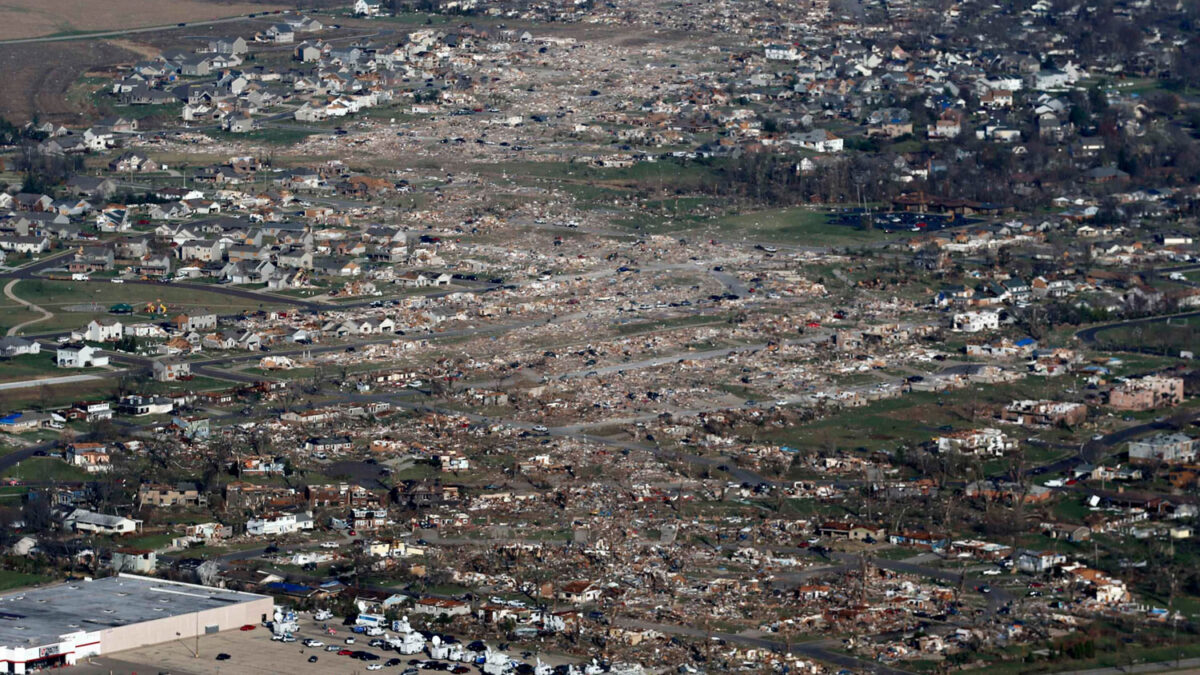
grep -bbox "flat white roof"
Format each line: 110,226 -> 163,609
0,574 -> 268,648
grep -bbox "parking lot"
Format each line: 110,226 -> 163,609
68,621 -> 485,675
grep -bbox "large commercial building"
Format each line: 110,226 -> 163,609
0,574 -> 272,673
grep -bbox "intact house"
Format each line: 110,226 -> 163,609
62,508 -> 141,535
354,0 -> 385,17
412,597 -> 470,617
111,548 -> 157,574
172,311 -> 218,332
118,395 -> 174,416
1016,550 -> 1066,574
56,343 -> 109,368
80,318 -> 123,342
786,129 -> 843,153
0,337 -> 40,357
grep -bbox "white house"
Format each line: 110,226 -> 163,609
557,580 -> 603,604
81,319 -> 124,342
56,343 -> 109,368
63,508 -> 141,535
1016,549 -> 1066,574
952,310 -> 1001,333
353,0 -> 384,16
764,44 -> 801,61
787,129 -> 844,153
111,548 -> 157,574
246,511 -> 315,536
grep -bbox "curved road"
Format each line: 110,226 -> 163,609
3,279 -> 53,336
1075,310 -> 1200,343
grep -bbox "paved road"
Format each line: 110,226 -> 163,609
1075,310 -> 1200,344
0,374 -> 105,391
1057,656 -> 1200,675
0,12 -> 271,45
1002,410 -> 1200,483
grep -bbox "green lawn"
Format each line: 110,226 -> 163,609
765,390 -> 959,454
0,378 -> 116,411
711,207 -> 911,247
123,533 -> 177,550
11,279 -> 273,313
0,279 -> 291,335
1,457 -> 91,482
0,570 -> 52,591
0,353 -> 81,383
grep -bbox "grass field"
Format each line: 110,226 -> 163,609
0,0 -> 281,40
208,128 -> 315,146
0,456 -> 90,482
712,207 -> 913,247
0,353 -> 102,383
0,570 -> 51,591
0,279 -> 285,335
123,532 -> 176,550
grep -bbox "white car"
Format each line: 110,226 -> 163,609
981,569 -> 1002,576
367,665 -> 383,671
110,278 -> 124,284
304,639 -> 323,648
320,542 -> 340,549
345,637 -> 356,645
532,425 -> 549,433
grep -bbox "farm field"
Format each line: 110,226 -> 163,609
0,0 -> 279,41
